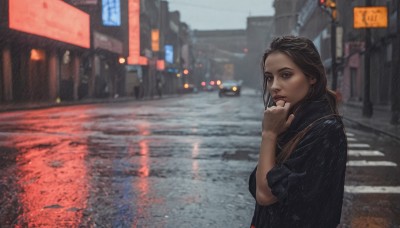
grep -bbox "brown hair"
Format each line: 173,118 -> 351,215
261,36 -> 339,163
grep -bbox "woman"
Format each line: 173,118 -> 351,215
249,36 -> 348,227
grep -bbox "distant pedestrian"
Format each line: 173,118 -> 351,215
249,36 -> 348,227
155,74 -> 163,98
131,70 -> 141,100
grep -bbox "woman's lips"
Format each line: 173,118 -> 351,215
273,96 -> 286,102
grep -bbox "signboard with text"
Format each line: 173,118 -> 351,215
127,0 -> 141,65
164,45 -> 173,64
9,0 -> 90,48
354,6 -> 388,29
102,0 -> 121,26
151,29 -> 160,52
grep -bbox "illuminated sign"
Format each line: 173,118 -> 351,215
354,6 -> 388,29
156,60 -> 165,70
9,0 -> 90,48
164,45 -> 173,64
139,56 -> 148,65
151,29 -> 160,51
127,0 -> 141,65
102,0 -> 121,26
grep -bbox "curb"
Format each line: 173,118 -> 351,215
0,94 -> 181,113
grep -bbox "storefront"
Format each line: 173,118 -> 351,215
0,0 -> 90,103
91,31 -> 124,98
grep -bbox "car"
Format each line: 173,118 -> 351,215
180,83 -> 198,94
218,80 -> 241,97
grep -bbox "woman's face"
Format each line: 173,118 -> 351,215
264,51 -> 316,107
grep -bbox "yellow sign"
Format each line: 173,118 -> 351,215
354,6 -> 388,29
151,29 -> 160,51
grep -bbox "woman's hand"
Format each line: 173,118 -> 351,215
262,100 -> 295,137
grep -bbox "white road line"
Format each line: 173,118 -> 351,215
347,137 -> 357,142
346,132 -> 355,137
347,160 -> 397,167
348,143 -> 370,148
345,186 -> 400,194
348,150 -> 384,157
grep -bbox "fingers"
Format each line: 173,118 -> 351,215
275,100 -> 285,107
283,101 -> 291,110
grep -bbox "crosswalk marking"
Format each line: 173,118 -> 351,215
347,137 -> 357,142
347,160 -> 397,167
343,133 -> 400,196
348,150 -> 384,157
348,143 -> 370,148
345,186 -> 400,194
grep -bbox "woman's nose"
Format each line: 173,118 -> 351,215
270,79 -> 281,92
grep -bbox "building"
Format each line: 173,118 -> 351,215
245,16 -> 274,89
192,29 -> 246,87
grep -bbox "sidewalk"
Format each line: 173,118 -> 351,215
340,103 -> 400,141
0,94 -> 179,113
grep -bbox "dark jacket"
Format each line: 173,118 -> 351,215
249,97 -> 348,228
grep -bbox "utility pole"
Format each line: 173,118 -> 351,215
391,0 -> 400,124
362,0 -> 373,117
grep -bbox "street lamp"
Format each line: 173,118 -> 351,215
318,0 -> 338,91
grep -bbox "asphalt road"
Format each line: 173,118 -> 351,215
0,89 -> 399,227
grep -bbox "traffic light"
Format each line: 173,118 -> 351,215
318,0 -> 336,8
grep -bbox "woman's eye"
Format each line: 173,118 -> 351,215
281,72 -> 292,78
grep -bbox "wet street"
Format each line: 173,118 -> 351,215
0,89 -> 399,227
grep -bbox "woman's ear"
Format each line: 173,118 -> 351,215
309,77 -> 317,85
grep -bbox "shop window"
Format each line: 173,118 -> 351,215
30,49 -> 45,61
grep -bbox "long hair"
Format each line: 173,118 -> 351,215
261,36 -> 339,163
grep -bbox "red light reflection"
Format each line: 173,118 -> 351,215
138,140 -> 150,177
132,137 -> 150,226
12,107 -> 90,226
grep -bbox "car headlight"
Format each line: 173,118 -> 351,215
232,86 -> 237,91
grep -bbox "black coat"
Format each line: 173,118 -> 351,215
249,97 -> 348,228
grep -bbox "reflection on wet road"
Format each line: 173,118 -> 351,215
0,91 -> 261,227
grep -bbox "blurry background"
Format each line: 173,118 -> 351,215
1,0 -> 399,121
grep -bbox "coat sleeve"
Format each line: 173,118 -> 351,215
266,118 -> 347,209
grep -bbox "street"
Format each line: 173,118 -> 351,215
0,89 -> 399,227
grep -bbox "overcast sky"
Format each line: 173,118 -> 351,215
167,0 -> 275,30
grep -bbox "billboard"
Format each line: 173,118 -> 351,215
127,0 -> 141,65
9,0 -> 90,48
164,45 -> 173,64
102,0 -> 121,26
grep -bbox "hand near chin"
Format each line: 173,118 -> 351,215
262,100 -> 295,137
